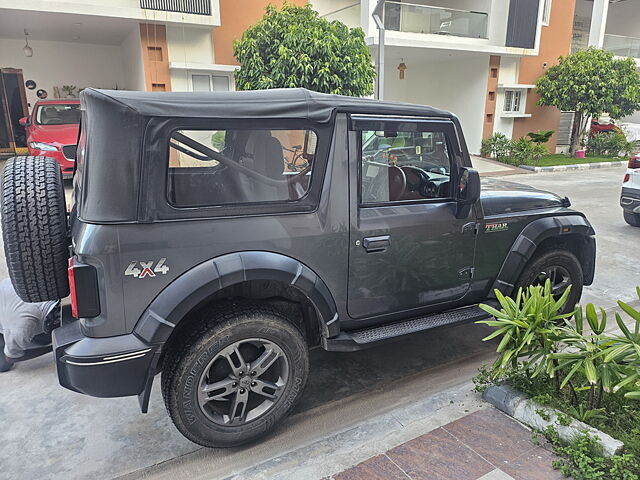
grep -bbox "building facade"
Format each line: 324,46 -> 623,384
0,0 -> 305,155
1,0 -> 638,156
317,0 -> 640,153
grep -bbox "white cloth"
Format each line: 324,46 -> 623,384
622,123 -> 640,143
0,279 -> 57,358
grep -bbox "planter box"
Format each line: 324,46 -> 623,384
483,384 -> 624,457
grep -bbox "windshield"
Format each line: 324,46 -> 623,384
35,104 -> 81,125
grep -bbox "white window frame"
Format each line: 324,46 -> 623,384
542,0 -> 552,26
503,89 -> 524,114
189,72 -> 234,92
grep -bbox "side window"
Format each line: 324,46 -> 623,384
360,129 -> 452,204
167,128 -> 317,207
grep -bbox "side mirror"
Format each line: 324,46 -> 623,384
19,116 -> 29,127
456,167 -> 480,218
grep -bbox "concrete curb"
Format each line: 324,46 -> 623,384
519,161 -> 627,172
483,384 -> 624,457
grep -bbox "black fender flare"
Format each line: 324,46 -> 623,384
133,251 -> 339,347
490,214 -> 596,297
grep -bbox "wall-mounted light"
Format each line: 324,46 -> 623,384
398,58 -> 407,80
23,29 -> 33,58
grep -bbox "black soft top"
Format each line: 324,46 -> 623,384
77,88 -> 455,223
81,87 -> 453,122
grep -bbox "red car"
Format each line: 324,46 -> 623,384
20,99 -> 80,177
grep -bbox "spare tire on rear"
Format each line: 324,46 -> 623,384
1,156 -> 70,302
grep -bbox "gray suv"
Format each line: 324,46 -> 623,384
1,88 -> 596,447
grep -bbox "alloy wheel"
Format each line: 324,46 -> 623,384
197,338 -> 289,426
534,265 -> 572,299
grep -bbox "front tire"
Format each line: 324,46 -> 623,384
161,302 -> 309,448
623,211 -> 640,227
515,249 -> 583,315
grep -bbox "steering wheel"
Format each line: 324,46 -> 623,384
423,180 -> 440,198
402,166 -> 431,196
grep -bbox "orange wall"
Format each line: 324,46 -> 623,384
482,56 -> 501,140
140,23 -> 172,92
512,0 -> 576,152
213,0 -> 307,65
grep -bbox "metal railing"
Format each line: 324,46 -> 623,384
140,0 -> 211,16
603,33 -> 640,59
321,2 -> 361,28
383,1 -> 488,39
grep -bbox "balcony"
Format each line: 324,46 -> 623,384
321,2 -> 361,29
140,0 -> 211,16
383,1 -> 488,39
603,34 -> 640,59
0,0 -> 220,26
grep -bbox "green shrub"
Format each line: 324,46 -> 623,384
527,130 -> 554,144
586,131 -> 634,157
510,137 -> 548,165
477,285 -> 640,478
481,132 -> 510,159
480,133 -> 547,165
549,429 -> 639,480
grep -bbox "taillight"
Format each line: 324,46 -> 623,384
624,174 -> 630,183
629,156 -> 640,169
68,257 -> 78,318
67,259 -> 100,318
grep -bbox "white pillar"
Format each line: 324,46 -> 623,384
588,0 -> 609,48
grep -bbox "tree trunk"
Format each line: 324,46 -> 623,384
569,111 -> 583,156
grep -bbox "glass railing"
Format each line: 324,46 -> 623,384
383,1 -> 488,39
603,34 -> 640,59
321,3 -> 361,29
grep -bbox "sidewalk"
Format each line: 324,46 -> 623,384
471,156 -> 529,177
333,408 -> 562,480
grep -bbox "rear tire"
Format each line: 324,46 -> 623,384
1,156 -> 69,302
515,249 -> 583,315
623,211 -> 640,227
161,302 -> 309,448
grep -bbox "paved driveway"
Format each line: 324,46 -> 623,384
513,166 -> 639,306
0,166 -> 637,479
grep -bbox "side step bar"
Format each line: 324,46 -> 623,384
322,304 -> 493,352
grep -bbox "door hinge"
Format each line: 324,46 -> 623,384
458,267 -> 475,280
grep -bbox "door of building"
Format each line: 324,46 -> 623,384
0,68 -> 29,155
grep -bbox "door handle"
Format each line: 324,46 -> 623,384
363,235 -> 391,253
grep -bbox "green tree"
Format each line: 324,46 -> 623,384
535,48 -> 640,154
233,3 -> 376,96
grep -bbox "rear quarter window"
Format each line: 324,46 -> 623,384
167,128 -> 318,208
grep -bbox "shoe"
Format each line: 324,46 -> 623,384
0,336 -> 13,372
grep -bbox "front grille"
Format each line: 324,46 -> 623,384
62,145 -> 77,161
140,0 -> 211,16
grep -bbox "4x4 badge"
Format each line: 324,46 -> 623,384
125,258 -> 169,278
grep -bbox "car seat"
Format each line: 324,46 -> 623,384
241,131 -> 289,201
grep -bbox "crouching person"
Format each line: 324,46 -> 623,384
0,278 -> 61,372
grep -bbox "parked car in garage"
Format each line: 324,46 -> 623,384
621,154 -> 640,227
1,88 -> 596,448
19,99 -> 80,177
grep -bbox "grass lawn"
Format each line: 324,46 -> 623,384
535,154 -> 626,167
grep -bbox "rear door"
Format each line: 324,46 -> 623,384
347,115 -> 477,320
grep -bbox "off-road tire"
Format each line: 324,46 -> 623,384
623,211 -> 640,227
515,249 -> 583,315
1,156 -> 69,302
161,302 -> 309,448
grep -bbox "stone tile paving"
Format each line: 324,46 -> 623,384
332,408 -> 564,480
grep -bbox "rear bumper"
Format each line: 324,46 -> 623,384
52,319 -> 157,398
621,187 -> 640,213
